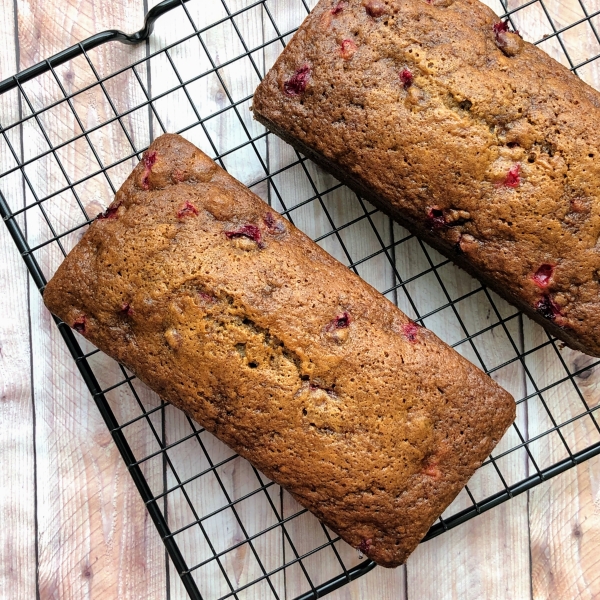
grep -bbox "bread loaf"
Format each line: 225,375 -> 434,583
252,0 -> 600,357
43,134 -> 515,567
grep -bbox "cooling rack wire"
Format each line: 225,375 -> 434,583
1,0 -> 600,598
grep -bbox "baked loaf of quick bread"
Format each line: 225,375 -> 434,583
252,0 -> 600,357
43,134 -> 515,567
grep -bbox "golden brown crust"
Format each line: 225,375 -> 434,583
252,0 -> 600,357
43,133 -> 515,567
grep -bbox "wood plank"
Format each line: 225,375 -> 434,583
530,456 -> 600,600
14,0 -> 166,598
0,232 -> 35,600
395,2 -> 530,599
258,2 -> 407,597
524,324 -> 600,600
387,0 -> 596,595
402,237 -> 531,599
373,0 -> 531,595
0,3 -> 36,599
521,0 -> 600,597
145,1 -> 283,597
531,458 -> 600,600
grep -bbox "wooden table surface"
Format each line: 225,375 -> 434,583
2,0 -> 600,598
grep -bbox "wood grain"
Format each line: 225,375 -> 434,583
262,2 -> 407,597
525,319 -> 600,600
0,3 -> 36,599
144,1 -> 285,597
13,0 -> 166,598
384,0 -> 535,574
519,0 -> 600,597
530,456 -> 600,600
398,231 -> 531,599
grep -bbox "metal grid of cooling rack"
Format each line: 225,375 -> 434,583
1,0 -> 600,598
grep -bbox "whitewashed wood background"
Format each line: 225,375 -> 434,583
1,0 -> 600,598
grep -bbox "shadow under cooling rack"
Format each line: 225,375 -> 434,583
2,0 -> 600,599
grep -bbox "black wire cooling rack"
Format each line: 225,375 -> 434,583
2,0 -> 600,598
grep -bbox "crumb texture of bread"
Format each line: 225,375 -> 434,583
252,0 -> 600,357
43,134 -> 515,567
